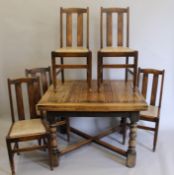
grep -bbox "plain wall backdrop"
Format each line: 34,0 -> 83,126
0,0 -> 174,131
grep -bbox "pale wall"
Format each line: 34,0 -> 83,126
0,0 -> 174,130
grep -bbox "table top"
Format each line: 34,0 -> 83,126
37,80 -> 147,112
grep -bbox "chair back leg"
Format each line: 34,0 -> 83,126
153,119 -> 160,152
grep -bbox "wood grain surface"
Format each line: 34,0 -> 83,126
37,80 -> 147,112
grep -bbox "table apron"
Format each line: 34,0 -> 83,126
47,111 -> 140,122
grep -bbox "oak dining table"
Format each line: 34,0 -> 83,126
36,80 -> 147,168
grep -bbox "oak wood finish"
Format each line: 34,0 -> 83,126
37,80 -> 147,168
137,68 -> 165,151
70,127 -> 127,156
6,77 -> 53,175
25,67 -> 52,94
25,67 -> 70,141
98,7 -> 138,91
37,80 -> 147,112
52,7 -> 92,91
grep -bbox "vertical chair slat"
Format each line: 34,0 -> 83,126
126,7 -> 130,47
60,7 -> 63,47
77,13 -> 83,47
101,7 -> 129,48
106,13 -> 112,46
27,78 -> 41,118
27,81 -> 35,118
117,13 -> 123,46
25,67 -> 51,95
66,13 -> 72,46
61,7 -> 89,48
8,80 -> 15,123
150,75 -> 159,106
48,67 -> 52,85
100,7 -> 103,48
33,78 -> 41,116
142,73 -> 148,99
31,72 -> 36,78
15,83 -> 25,120
41,71 -> 48,93
158,70 -> 165,108
87,7 -> 89,48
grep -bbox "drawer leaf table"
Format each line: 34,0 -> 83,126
37,80 -> 147,168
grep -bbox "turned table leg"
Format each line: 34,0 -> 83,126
126,121 -> 137,167
50,125 -> 59,167
126,112 -> 139,167
47,112 -> 60,167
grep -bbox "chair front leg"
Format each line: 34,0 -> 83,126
6,139 -> 15,175
60,57 -> 65,83
125,56 -> 129,81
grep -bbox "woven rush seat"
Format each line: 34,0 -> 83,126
140,105 -> 158,118
9,119 -> 46,138
56,47 -> 89,53
100,47 -> 136,53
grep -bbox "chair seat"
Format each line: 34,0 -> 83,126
56,47 -> 89,53
140,105 -> 159,118
100,47 -> 136,53
9,119 -> 47,138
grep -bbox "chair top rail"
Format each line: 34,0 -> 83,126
101,7 -> 129,13
61,7 -> 88,14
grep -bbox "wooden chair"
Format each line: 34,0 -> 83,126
25,67 -> 70,141
137,68 -> 165,151
52,7 -> 92,91
6,77 -> 53,175
97,7 -> 138,91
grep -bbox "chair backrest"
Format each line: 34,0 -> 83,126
60,7 -> 89,48
8,77 -> 41,123
137,68 -> 165,108
25,67 -> 52,94
100,7 -> 129,48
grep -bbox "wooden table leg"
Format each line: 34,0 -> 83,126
126,112 -> 139,167
50,125 -> 59,167
126,121 -> 137,167
47,112 -> 60,167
